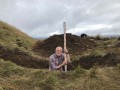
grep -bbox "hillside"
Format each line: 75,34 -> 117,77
0,21 -> 35,49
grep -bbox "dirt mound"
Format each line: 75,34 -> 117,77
33,33 -> 96,56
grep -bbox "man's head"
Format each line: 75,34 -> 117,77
55,46 -> 63,56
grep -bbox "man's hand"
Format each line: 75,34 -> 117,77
56,60 -> 67,69
64,48 -> 68,53
63,60 -> 67,65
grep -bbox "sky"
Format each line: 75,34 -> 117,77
0,0 -> 120,38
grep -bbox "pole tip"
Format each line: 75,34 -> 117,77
63,22 -> 66,27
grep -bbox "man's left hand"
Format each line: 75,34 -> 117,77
64,48 -> 68,53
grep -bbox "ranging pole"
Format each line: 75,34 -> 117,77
63,22 -> 67,72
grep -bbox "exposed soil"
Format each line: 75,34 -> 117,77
33,33 -> 96,57
68,53 -> 120,70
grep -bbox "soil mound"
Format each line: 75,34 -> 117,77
33,33 -> 96,56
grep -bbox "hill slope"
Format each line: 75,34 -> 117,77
0,21 -> 35,49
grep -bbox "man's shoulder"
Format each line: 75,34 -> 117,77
49,53 -> 55,59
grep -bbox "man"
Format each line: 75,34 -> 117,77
49,46 -> 70,71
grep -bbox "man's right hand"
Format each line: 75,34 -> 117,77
63,60 -> 67,65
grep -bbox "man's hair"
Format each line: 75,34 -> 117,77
55,46 -> 62,52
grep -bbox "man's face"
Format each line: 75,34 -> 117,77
56,47 -> 62,56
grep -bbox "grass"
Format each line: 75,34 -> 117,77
0,59 -> 25,77
0,58 -> 120,90
0,21 -> 35,49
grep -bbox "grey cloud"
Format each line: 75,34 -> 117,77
0,0 -> 120,38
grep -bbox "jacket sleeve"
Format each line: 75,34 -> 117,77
49,57 -> 58,70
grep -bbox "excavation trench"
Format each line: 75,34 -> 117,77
1,45 -> 120,70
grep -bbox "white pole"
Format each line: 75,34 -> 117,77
63,22 -> 67,72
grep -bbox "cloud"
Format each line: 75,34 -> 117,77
0,0 -> 120,38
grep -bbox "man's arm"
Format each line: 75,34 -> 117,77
49,57 -> 67,70
49,58 -> 58,70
